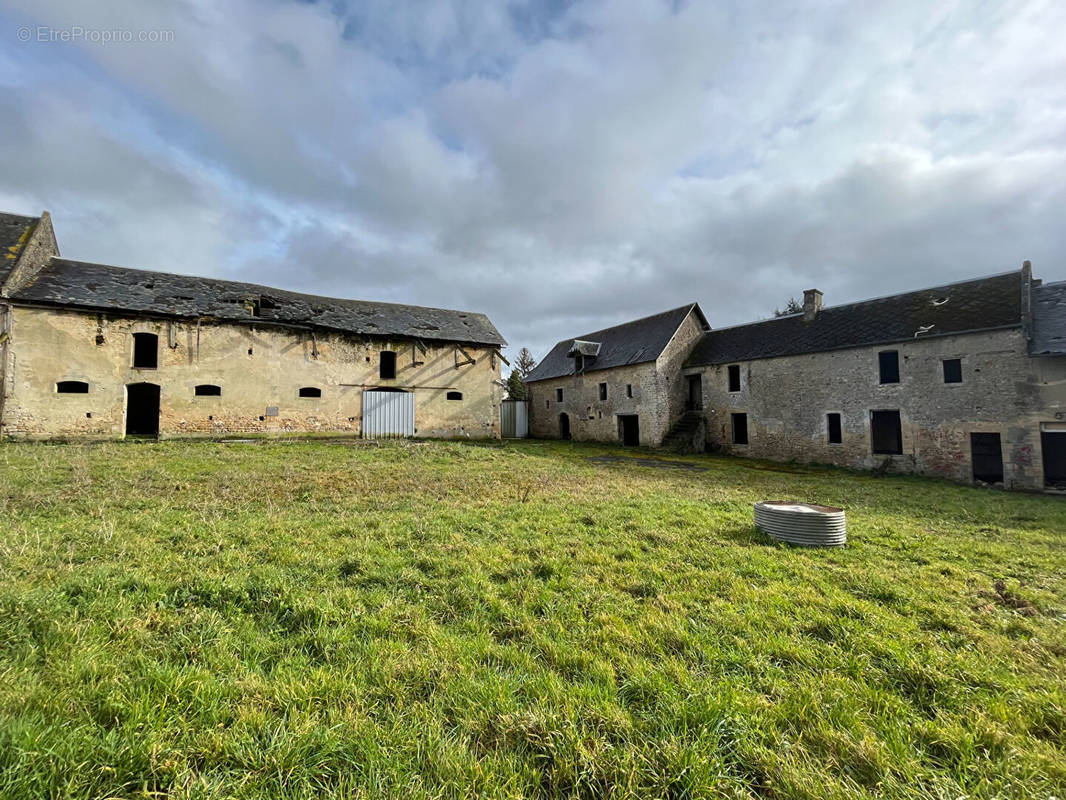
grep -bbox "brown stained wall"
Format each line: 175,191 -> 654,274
1,306 -> 502,439
690,328 -> 1066,490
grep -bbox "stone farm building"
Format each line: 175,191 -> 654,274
527,263 -> 1066,491
0,211 -> 506,440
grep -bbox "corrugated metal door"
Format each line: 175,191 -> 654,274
501,400 -> 529,438
363,389 -> 415,438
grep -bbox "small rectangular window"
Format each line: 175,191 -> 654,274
299,387 -> 322,398
132,332 -> 158,369
556,388 -> 563,402
446,391 -> 462,400
871,409 -> 903,454
878,351 -> 899,384
727,364 -> 741,392
827,413 -> 842,444
943,358 -> 962,384
194,384 -> 222,396
599,382 -> 607,401
56,381 -> 89,394
731,412 -> 749,445
379,351 -> 397,380
626,384 -> 633,398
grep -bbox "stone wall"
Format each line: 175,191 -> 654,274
0,212 -> 59,297
527,308 -> 707,446
688,328 -> 1066,490
1,306 -> 502,440
527,361 -> 659,445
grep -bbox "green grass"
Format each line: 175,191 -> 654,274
0,439 -> 1063,799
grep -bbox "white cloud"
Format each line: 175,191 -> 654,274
1,0 -> 1063,359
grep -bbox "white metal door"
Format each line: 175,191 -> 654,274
363,389 -> 415,438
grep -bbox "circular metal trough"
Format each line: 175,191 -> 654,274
754,501 -> 846,547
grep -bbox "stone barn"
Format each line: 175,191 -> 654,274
0,211 -> 506,440
524,304 -> 708,447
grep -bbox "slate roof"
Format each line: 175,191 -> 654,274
526,304 -> 705,382
10,258 -> 506,346
1031,281 -> 1066,355
0,212 -> 40,286
684,271 -> 1025,367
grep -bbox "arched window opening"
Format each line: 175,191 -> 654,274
299,387 -> 322,398
446,391 -> 462,400
194,384 -> 222,396
56,381 -> 89,394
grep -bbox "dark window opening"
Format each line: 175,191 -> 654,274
556,388 -> 563,402
194,384 -> 222,396
732,412 -> 749,445
599,382 -> 607,401
626,384 -> 633,398
299,387 -> 322,398
126,382 -> 160,437
827,413 -> 842,444
446,391 -> 462,400
943,358 -> 962,384
559,413 -> 571,440
1042,431 -> 1066,488
686,374 -> 702,410
379,350 -> 397,380
727,364 -> 741,392
132,332 -> 158,369
56,380 -> 89,394
878,351 -> 899,384
971,432 -> 1004,483
871,409 -> 903,454
546,399 -> 550,409
574,354 -> 584,372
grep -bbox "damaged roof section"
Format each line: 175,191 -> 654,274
527,303 -> 705,382
0,212 -> 40,286
685,271 -> 1025,366
10,258 -> 506,346
1031,281 -> 1066,355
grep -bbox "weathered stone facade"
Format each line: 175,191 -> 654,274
0,306 -> 502,440
527,306 -> 706,447
687,329 -> 1066,490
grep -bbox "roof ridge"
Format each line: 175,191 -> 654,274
568,302 -> 698,342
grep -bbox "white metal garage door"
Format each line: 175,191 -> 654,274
363,389 -> 415,438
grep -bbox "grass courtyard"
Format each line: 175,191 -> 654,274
0,438 -> 1063,799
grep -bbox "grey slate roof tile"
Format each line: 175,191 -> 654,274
1031,281 -> 1066,355
11,258 -> 506,347
684,271 -> 1025,366
0,212 -> 39,286
526,304 -> 704,382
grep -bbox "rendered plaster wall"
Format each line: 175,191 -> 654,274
1,306 -> 502,440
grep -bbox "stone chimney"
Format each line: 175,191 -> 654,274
802,288 -> 823,322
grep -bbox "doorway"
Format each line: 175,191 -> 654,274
970,432 -> 1003,484
126,382 -> 160,437
686,374 -> 702,410
619,414 -> 639,447
1042,431 -> 1066,488
559,413 -> 571,440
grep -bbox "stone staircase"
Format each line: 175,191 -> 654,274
661,411 -> 705,453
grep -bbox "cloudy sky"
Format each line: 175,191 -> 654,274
1,0 -> 1064,361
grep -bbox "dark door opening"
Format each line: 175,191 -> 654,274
619,414 -> 639,447
686,375 -> 702,410
870,409 -> 902,454
126,382 -> 160,437
731,412 -> 748,445
1042,431 -> 1066,488
559,413 -> 571,440
970,432 -> 1004,484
